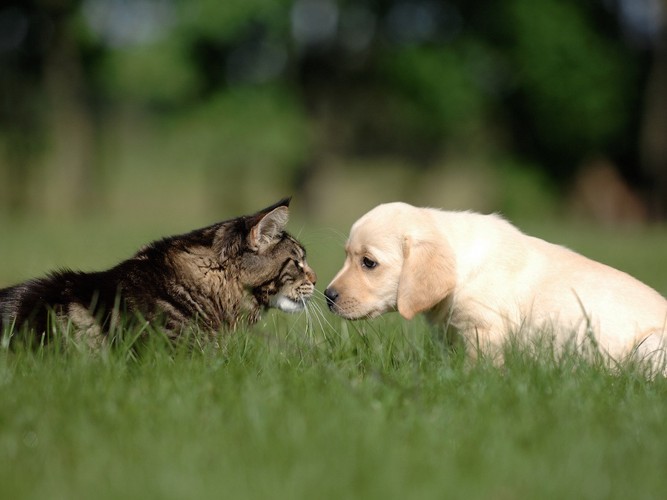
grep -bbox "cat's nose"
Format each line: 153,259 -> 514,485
306,266 -> 317,285
324,287 -> 339,309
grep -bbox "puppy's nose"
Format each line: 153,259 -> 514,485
324,287 -> 339,309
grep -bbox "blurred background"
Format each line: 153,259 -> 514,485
1,0 -> 666,289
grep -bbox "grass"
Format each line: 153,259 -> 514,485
1,314 -> 667,500
1,216 -> 666,499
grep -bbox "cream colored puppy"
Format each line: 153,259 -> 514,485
325,202 -> 667,367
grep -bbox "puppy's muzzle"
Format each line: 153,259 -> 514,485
324,287 -> 339,311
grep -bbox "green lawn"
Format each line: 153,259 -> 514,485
1,216 -> 666,499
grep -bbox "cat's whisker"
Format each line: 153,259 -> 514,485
316,227 -> 349,245
312,288 -> 331,300
308,307 -> 323,341
303,302 -> 333,345
309,299 -> 330,326
303,303 -> 320,337
301,299 -> 316,339
311,289 -> 340,319
295,225 -> 311,242
305,299 -> 329,339
307,297 -> 338,336
285,310 -> 307,340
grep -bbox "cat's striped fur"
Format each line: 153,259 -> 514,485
0,198 -> 316,346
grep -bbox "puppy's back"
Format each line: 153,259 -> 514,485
529,234 -> 666,350
428,209 -> 666,355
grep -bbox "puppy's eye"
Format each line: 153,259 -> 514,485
361,257 -> 377,269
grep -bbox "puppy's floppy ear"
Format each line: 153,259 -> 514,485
247,205 -> 289,252
397,235 -> 456,320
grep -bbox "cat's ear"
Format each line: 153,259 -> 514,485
247,205 -> 289,252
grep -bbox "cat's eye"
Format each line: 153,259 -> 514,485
361,257 -> 377,269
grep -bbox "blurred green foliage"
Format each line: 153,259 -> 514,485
382,44 -> 489,138
177,0 -> 290,41
508,0 -> 633,158
101,40 -> 200,104
0,0 -> 664,223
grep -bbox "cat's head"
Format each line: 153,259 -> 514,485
214,198 -> 317,313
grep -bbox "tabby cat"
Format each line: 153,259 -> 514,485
0,198 -> 316,346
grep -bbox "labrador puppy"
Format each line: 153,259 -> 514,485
325,202 -> 667,368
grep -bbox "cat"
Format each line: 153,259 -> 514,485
0,198 -> 317,346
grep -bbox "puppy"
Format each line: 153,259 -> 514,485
325,202 -> 667,368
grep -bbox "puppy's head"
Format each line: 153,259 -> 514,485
325,202 -> 456,320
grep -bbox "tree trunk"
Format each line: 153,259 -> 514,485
639,3 -> 667,219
